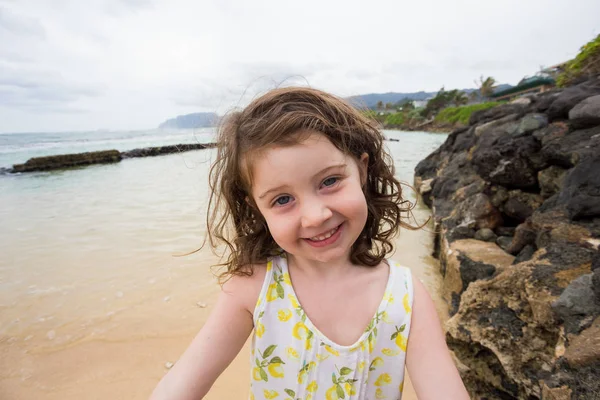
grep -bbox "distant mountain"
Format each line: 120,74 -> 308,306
347,91 -> 435,108
347,84 -> 513,109
158,112 -> 218,129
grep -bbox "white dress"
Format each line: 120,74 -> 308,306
249,255 -> 414,400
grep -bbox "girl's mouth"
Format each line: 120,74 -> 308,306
304,223 -> 343,248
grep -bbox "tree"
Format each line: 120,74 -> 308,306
376,100 -> 383,110
452,91 -> 469,106
421,87 -> 453,118
475,76 -> 497,98
398,99 -> 415,111
385,102 -> 394,110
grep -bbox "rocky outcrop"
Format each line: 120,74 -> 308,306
415,76 -> 600,399
10,143 -> 215,173
12,150 -> 122,173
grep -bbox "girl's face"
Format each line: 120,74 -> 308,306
250,131 -> 369,265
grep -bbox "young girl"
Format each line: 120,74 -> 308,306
150,87 -> 469,400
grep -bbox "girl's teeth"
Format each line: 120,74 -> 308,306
309,226 -> 338,241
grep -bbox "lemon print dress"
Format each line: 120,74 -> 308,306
250,255 -> 414,400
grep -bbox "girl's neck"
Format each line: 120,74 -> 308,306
286,253 -> 355,279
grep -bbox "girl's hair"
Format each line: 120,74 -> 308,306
207,86 -> 420,282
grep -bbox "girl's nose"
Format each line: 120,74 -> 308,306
300,199 -> 333,228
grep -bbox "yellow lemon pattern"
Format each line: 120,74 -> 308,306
250,256 -> 414,399
278,309 -> 292,322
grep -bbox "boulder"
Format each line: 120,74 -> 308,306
507,220 -> 537,255
474,228 -> 497,242
538,166 -> 568,198
533,121 -> 570,147
568,94 -> 600,128
472,135 -> 541,188
510,113 -> 549,137
414,148 -> 442,182
552,274 -> 600,334
563,317 -> 600,368
547,77 -> 600,121
470,103 -> 527,126
496,236 -> 513,251
513,245 -> 536,264
555,155 -> 600,220
444,193 -> 503,234
440,239 -> 514,312
541,125 -> 600,168
488,185 -> 509,208
503,190 -> 544,222
446,259 -> 559,399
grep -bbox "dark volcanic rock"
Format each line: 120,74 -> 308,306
556,155 -> 600,220
513,245 -> 536,264
532,90 -> 561,112
496,236 -> 513,251
472,134 -> 541,189
507,220 -> 537,255
469,103 -> 527,126
510,113 -> 548,137
568,94 -> 600,129
416,79 -> 600,399
547,77 -> 600,121
503,190 -> 544,222
552,274 -> 600,334
10,143 -> 215,174
121,143 -> 212,158
446,193 -> 503,234
538,166 -> 568,198
541,125 -> 600,168
12,150 -> 122,172
414,148 -> 442,182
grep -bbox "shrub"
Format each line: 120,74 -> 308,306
557,34 -> 600,87
384,112 -> 405,126
435,102 -> 503,125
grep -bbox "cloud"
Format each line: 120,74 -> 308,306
104,0 -> 155,16
1,0 -> 600,132
0,64 -> 101,113
0,6 -> 45,38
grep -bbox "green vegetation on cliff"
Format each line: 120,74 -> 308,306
434,102 -> 503,125
557,34 -> 600,87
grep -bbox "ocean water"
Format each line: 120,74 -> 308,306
0,128 -> 215,169
0,128 -> 447,399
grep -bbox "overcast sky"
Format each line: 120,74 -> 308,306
1,0 -> 598,133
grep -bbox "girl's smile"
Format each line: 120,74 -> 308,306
303,222 -> 343,247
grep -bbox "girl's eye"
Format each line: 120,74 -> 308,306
274,195 -> 291,206
322,177 -> 338,187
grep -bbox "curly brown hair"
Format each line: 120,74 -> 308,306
206,86 -> 422,282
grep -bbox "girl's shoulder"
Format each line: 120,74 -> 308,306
220,262 -> 269,316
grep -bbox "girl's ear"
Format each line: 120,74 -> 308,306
359,153 -> 369,186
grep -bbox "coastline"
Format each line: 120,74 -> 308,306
414,77 -> 600,398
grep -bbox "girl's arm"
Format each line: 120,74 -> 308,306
149,273 -> 260,400
405,276 -> 470,400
